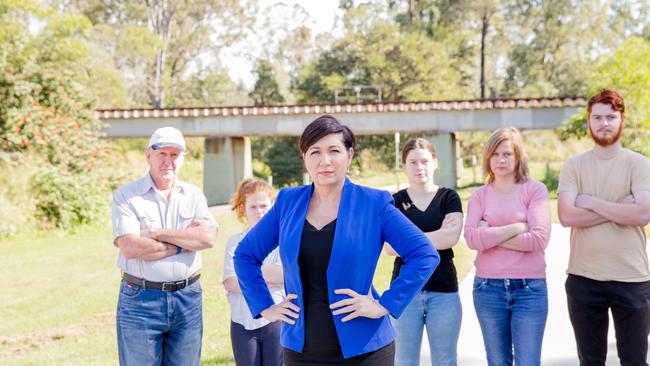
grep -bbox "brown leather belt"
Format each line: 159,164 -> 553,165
122,272 -> 200,292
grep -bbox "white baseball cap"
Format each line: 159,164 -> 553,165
148,127 -> 186,151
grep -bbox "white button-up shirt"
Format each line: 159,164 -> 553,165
223,230 -> 284,330
112,174 -> 217,282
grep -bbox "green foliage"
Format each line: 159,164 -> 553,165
502,0 -> 591,96
0,152 -> 35,238
560,37 -> 650,155
168,64 -> 246,107
0,2 -> 110,233
456,131 -> 491,166
390,0 -> 479,94
559,111 -> 588,143
541,162 -> 560,194
0,65 -> 103,173
30,169 -> 108,229
263,137 -> 303,187
294,16 -> 462,103
252,159 -> 272,180
69,0 -> 254,108
356,135 -> 397,170
249,59 -> 285,105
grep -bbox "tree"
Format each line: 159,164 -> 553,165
1,1 -> 102,173
388,0 -> 483,96
560,37 -> 650,155
166,62 -> 247,107
1,1 -> 110,229
294,9 -> 462,103
63,0 -> 256,108
499,0 -> 650,98
477,0 -> 498,99
249,60 -> 285,106
263,137 -> 303,187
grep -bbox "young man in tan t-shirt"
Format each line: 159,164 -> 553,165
558,88 -> 650,365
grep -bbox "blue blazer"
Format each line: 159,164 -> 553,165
234,178 -> 439,358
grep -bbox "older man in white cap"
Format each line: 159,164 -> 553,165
111,127 -> 218,365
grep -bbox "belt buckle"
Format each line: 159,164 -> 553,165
162,282 -> 176,292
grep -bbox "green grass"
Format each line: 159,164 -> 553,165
0,210 -> 476,365
0,160 -> 594,365
0,214 -> 243,365
350,169 -> 408,188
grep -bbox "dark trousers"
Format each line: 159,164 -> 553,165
566,274 -> 650,366
230,320 -> 282,366
284,341 -> 395,366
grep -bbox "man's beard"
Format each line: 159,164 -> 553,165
589,123 -> 623,147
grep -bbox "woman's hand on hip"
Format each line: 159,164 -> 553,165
330,288 -> 389,322
261,293 -> 300,324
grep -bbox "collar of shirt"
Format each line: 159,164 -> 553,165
138,173 -> 189,199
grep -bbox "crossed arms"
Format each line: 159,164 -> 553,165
386,212 -> 463,255
115,220 -> 218,260
464,185 -> 551,253
558,191 -> 650,228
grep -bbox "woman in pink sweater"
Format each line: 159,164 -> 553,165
464,127 -> 551,366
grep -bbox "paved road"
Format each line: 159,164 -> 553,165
419,223 -> 649,365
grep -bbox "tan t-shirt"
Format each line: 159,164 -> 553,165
558,148 -> 650,282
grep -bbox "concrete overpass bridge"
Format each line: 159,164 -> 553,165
96,96 -> 585,204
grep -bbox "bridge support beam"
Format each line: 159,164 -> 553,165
425,133 -> 459,189
204,136 -> 253,205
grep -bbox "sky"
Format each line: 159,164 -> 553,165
221,0 -> 342,88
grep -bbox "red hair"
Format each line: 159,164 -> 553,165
587,88 -> 625,120
230,178 -> 274,224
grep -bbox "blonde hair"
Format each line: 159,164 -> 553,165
482,127 -> 529,184
230,178 -> 274,224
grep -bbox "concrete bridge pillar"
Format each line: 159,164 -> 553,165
426,133 -> 459,189
204,136 -> 253,205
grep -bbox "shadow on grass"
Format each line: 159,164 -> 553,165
201,355 -> 235,366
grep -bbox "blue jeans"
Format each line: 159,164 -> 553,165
392,291 -> 462,366
116,279 -> 203,366
473,277 -> 548,366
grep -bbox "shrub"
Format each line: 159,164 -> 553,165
0,66 -> 104,174
0,152 -> 36,237
30,169 -> 109,230
542,163 -> 560,194
1,61 -> 110,232
263,137 -> 303,187
252,159 -> 272,180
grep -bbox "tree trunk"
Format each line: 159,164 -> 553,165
147,0 -> 175,108
480,8 -> 490,99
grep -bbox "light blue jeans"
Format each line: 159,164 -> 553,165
392,290 -> 462,366
116,279 -> 203,366
473,276 -> 548,366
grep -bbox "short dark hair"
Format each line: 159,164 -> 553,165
299,115 -> 355,154
402,138 -> 436,164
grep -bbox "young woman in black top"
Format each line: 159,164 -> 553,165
387,138 -> 464,366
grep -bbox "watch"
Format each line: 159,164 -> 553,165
150,228 -> 159,241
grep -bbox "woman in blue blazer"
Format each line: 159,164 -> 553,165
234,115 -> 439,365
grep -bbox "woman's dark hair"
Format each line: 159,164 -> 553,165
401,138 -> 437,164
299,114 -> 355,154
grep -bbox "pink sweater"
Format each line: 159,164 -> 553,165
464,179 -> 551,279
